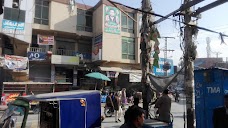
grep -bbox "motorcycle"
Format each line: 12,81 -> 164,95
104,107 -> 114,117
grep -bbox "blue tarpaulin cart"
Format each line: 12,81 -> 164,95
0,90 -> 101,128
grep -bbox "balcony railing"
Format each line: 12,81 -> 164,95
29,47 -> 48,53
51,48 -> 76,56
29,47 -> 92,60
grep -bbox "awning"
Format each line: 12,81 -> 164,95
99,66 -> 122,72
99,66 -> 141,73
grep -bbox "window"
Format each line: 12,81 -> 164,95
121,13 -> 134,33
77,9 -> 93,32
3,7 -> 25,22
122,37 -> 135,60
34,0 -> 49,25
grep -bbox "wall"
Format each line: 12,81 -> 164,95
93,4 -> 103,36
50,1 -> 77,33
0,0 -> 33,43
102,32 -> 122,61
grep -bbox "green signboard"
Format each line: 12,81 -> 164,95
104,6 -> 120,34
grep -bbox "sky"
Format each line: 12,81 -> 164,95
77,0 -> 228,65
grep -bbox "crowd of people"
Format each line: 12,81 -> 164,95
104,88 -> 172,127
105,88 -> 128,123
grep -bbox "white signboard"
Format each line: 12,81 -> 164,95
129,73 -> 142,82
51,55 -> 79,65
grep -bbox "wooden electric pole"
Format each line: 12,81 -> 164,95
140,0 -> 154,119
183,0 -> 195,127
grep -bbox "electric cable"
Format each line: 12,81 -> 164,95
107,0 -> 228,38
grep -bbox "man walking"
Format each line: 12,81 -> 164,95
154,89 -> 171,123
113,92 -> 121,123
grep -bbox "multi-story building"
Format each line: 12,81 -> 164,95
0,0 -> 145,92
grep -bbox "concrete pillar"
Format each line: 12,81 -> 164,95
51,65 -> 55,82
73,66 -> 78,86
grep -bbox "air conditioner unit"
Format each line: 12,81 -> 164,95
12,2 -> 19,8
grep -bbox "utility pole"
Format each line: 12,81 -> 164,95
160,37 -> 175,76
140,0 -> 154,119
183,0 -> 195,127
214,52 -> 222,58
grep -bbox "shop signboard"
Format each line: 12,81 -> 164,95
27,51 -> 47,61
51,55 -> 79,65
104,6 -> 120,34
37,34 -> 55,45
2,19 -> 25,35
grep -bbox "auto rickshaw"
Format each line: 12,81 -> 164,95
0,90 -> 101,128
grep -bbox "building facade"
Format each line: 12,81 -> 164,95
0,0 -> 145,92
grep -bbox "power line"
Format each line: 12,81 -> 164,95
12,0 -> 22,49
108,0 -> 228,38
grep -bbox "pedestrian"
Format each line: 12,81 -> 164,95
213,94 -> 228,128
121,88 -> 127,104
120,106 -> 145,128
113,92 -> 121,123
154,89 -> 171,123
174,90 -> 179,102
105,92 -> 114,112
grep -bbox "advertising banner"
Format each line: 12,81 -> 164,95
92,35 -> 102,61
4,55 -> 28,70
27,51 -> 47,61
1,93 -> 20,105
37,34 -> 55,45
153,58 -> 174,76
104,6 -> 120,34
2,19 -> 25,35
